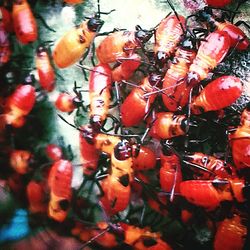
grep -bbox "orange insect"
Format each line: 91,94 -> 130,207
12,0 -> 38,44
214,214 -> 247,250
197,7 -> 249,50
183,152 -> 236,179
180,178 -> 245,210
89,63 -> 112,131
120,223 -> 172,250
79,124 -> 120,176
160,150 -> 182,195
35,45 -> 56,92
96,26 -> 153,64
187,30 -> 231,86
229,102 -> 250,169
121,73 -> 162,127
111,53 -> 141,82
191,75 -> 243,114
52,1 -> 107,68
100,140 -> 133,214
154,14 -> 186,67
4,84 -> 36,127
149,112 -> 188,139
48,159 -> 73,222
9,150 -> 33,175
133,145 -> 157,171
161,37 -> 197,111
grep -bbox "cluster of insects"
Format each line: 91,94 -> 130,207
0,0 -> 249,249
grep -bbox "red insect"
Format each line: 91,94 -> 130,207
180,178 -> 245,210
121,73 -> 162,127
197,8 -> 249,50
55,92 -> 76,113
89,63 -> 112,131
154,14 -> 186,67
4,84 -> 36,127
205,0 -> 232,8
96,26 -> 153,64
191,75 -> 243,115
100,140 -> 133,214
120,223 -> 172,250
111,53 -> 141,82
229,103 -> 250,169
79,125 -> 100,176
133,145 -> 157,171
149,112 -> 188,139
9,150 -> 33,175
26,179 -> 48,214
35,45 -> 56,92
187,30 -> 231,86
160,150 -> 182,194
0,25 -> 11,66
0,7 -> 13,32
79,124 -> 120,176
48,159 -> 73,222
161,37 -> 197,111
214,214 -> 247,250
12,0 -> 38,44
183,152 -> 236,179
45,144 -> 63,162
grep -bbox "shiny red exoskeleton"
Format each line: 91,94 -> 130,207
149,112 -> 188,139
36,46 -> 56,92
4,84 -> 36,127
180,178 -> 245,210
89,63 -> 112,131
48,159 -> 73,222
214,214 -> 247,250
162,37 -> 197,111
183,152 -> 236,179
197,8 -> 249,51
100,140 -> 133,214
160,151 -> 182,193
133,145 -> 156,171
96,27 -> 153,64
191,75 -> 243,114
121,73 -> 162,127
45,144 -> 63,162
187,30 -> 231,86
154,14 -> 186,67
55,92 -> 76,113
12,0 -> 38,44
229,103 -> 250,169
111,53 -> 141,82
